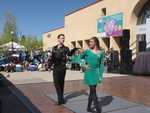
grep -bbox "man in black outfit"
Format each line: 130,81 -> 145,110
49,34 -> 70,105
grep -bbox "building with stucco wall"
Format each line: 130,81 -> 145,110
43,0 -> 150,58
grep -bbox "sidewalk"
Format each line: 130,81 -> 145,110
0,74 -> 31,113
1,70 -> 128,85
1,71 -> 150,113
10,75 -> 150,113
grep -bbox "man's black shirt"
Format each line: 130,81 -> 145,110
49,45 -> 70,68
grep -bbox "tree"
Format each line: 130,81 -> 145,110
0,11 -> 43,52
19,35 -> 43,52
0,35 -> 2,45
37,38 -> 43,49
1,11 -> 18,44
20,35 -> 26,46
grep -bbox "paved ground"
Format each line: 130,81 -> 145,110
0,75 -> 31,113
0,71 -> 150,113
1,70 -> 128,84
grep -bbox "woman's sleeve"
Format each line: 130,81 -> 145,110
79,50 -> 87,65
99,51 -> 105,81
80,50 -> 87,59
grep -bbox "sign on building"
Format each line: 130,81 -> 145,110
97,13 -> 123,37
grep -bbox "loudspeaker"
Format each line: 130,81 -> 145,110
108,51 -> 119,73
139,41 -> 146,52
120,29 -> 130,50
120,49 -> 132,63
120,49 -> 132,74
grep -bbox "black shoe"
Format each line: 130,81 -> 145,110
95,105 -> 102,113
56,101 -> 63,105
96,109 -> 101,113
61,98 -> 67,104
61,101 -> 65,104
56,99 -> 66,105
87,108 -> 92,112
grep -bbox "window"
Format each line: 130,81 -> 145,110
47,34 -> 51,38
102,8 -> 106,16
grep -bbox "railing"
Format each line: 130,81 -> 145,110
129,40 -> 138,57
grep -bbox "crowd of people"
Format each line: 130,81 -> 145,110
0,50 -> 52,72
0,48 -> 119,74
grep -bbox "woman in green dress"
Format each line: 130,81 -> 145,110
74,50 -> 81,71
71,54 -> 75,70
80,37 -> 105,113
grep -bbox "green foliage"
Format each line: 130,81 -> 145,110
0,11 -> 43,52
1,11 -> 18,44
20,35 -> 43,52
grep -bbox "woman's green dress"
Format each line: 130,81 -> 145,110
71,55 -> 75,64
74,55 -> 80,64
71,55 -> 80,64
80,49 -> 105,86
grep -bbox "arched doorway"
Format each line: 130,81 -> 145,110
137,1 -> 150,25
137,0 -> 150,52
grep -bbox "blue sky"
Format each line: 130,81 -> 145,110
0,0 -> 96,37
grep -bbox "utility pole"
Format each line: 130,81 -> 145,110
11,31 -> 14,54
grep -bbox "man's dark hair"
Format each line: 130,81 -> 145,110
57,34 -> 65,39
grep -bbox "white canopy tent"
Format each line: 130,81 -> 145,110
0,42 -> 26,51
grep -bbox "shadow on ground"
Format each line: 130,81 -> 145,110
65,90 -> 89,100
0,73 -> 41,113
63,90 -> 113,113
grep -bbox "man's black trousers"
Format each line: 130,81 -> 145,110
53,67 -> 66,102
